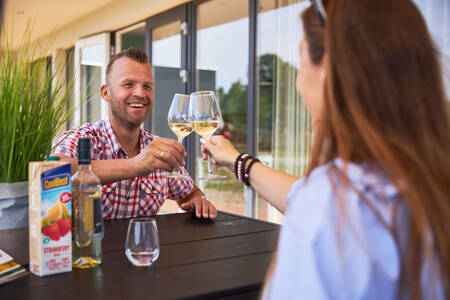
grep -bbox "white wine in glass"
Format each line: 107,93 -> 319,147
189,91 -> 226,180
191,120 -> 221,139
167,94 -> 192,178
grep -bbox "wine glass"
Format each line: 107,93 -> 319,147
189,91 -> 226,180
125,218 -> 160,267
167,94 -> 193,178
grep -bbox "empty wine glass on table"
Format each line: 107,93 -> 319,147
125,218 -> 160,267
167,93 -> 193,178
189,91 -> 226,180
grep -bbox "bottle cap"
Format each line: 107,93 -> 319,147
78,137 -> 91,165
46,156 -> 60,161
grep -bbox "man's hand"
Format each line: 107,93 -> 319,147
179,196 -> 217,219
178,185 -> 217,219
132,137 -> 186,177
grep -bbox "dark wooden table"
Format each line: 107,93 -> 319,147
0,211 -> 279,299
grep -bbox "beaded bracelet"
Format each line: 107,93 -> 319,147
239,155 -> 252,183
243,158 -> 260,186
234,153 -> 249,182
234,153 -> 246,180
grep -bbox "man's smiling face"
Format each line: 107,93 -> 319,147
102,56 -> 154,128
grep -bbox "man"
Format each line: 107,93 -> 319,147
52,47 -> 217,220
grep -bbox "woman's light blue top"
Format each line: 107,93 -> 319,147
262,159 -> 443,300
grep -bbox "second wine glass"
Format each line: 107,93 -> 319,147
189,91 -> 226,180
167,93 -> 193,178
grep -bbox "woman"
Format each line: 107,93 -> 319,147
201,0 -> 449,299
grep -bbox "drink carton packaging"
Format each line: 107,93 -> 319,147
28,161 -> 72,276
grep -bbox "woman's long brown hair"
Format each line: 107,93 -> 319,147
302,0 -> 450,299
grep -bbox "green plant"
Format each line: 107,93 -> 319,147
0,28 -> 76,182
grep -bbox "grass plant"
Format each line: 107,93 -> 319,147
0,27 -> 76,182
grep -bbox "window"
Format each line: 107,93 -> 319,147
413,0 -> 450,100
116,23 -> 146,52
256,0 -> 311,223
195,0 -> 249,216
74,33 -> 109,125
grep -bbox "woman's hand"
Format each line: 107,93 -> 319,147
200,136 -> 240,170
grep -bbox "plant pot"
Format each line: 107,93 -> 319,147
0,181 -> 28,230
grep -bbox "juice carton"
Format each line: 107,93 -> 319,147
28,161 -> 72,276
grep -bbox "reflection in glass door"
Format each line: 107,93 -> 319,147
195,0 -> 249,217
74,33 -> 109,126
116,23 -> 146,52
149,20 -> 183,140
256,0 -> 311,223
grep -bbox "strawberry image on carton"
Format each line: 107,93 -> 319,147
29,161 -> 72,276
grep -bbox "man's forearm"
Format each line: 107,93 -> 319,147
177,185 -> 204,206
91,159 -> 138,185
54,154 -> 138,185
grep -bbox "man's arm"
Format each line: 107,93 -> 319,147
177,185 -> 217,219
54,154 -> 139,185
55,137 -> 187,185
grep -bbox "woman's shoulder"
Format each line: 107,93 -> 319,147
272,159 -> 404,299
287,158 -> 398,208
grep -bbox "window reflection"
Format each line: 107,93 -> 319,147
80,44 -> 103,122
151,20 -> 182,139
196,0 -> 249,216
120,25 -> 145,51
256,0 -> 311,223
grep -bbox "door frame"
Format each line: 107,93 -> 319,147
144,4 -> 197,177
144,4 -> 189,132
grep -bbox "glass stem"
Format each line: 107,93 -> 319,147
176,137 -> 184,174
206,136 -> 213,175
207,156 -> 213,175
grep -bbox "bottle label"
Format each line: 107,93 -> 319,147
94,197 -> 102,234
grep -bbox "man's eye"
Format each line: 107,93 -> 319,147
144,85 -> 153,90
124,82 -> 133,87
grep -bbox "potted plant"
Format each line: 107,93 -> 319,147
0,30 -> 76,229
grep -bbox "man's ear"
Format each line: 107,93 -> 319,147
100,84 -> 110,102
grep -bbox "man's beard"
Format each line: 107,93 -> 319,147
109,95 -> 149,128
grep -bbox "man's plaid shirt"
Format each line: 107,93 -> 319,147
52,119 -> 194,219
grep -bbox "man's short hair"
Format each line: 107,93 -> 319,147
106,47 -> 149,84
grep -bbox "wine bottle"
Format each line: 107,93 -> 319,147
71,137 -> 103,268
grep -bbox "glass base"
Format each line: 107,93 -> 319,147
198,173 -> 227,181
72,256 -> 101,269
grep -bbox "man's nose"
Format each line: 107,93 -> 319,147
132,84 -> 146,98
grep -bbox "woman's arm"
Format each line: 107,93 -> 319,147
201,136 -> 300,214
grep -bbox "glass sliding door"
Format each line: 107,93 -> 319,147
146,7 -> 187,142
195,0 -> 249,216
149,20 -> 183,140
413,0 -> 450,99
256,0 -> 311,223
116,23 -> 146,52
74,33 -> 109,126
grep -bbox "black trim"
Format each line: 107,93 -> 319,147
66,48 -> 75,130
144,20 -> 153,133
109,32 -> 116,58
248,0 -> 257,157
247,0 -> 258,217
185,1 -> 197,179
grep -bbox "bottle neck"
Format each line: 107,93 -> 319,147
78,163 -> 92,173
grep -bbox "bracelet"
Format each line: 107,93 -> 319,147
234,153 -> 246,181
239,155 -> 252,183
243,158 -> 260,186
235,153 -> 249,182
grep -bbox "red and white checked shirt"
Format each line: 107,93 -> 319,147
52,119 -> 194,219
